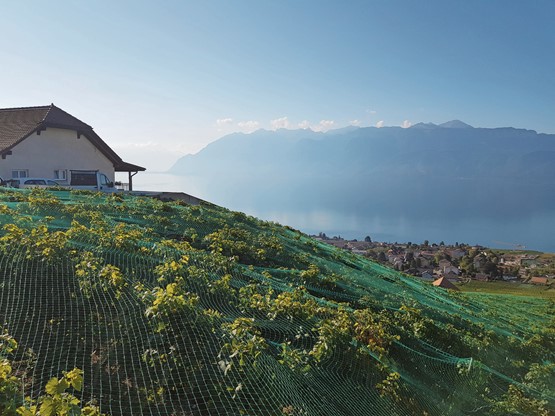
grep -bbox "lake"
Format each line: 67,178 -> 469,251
123,172 -> 555,253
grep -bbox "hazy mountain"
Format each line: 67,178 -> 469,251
438,119 -> 474,129
170,123 -> 555,224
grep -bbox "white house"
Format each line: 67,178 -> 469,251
443,265 -> 460,275
0,104 -> 145,189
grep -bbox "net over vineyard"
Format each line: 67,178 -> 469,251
0,188 -> 553,415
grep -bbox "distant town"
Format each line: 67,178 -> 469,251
312,233 -> 555,287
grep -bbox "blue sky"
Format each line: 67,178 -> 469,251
1,0 -> 554,170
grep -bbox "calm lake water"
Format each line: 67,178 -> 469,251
123,172 -> 555,253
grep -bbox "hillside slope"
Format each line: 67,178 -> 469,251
0,188 -> 553,415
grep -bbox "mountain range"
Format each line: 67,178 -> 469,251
170,122 -> 555,223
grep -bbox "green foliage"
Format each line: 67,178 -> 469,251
68,220 -> 147,252
0,332 -> 20,415
376,372 -> 401,402
19,188 -> 64,214
487,384 -> 550,416
270,288 -> 322,321
0,332 -> 103,416
353,309 -> 399,357
299,264 -> 319,284
310,308 -> 353,362
74,251 -> 126,298
238,283 -> 273,313
153,255 -> 189,283
137,277 -> 200,332
17,368 -> 104,416
219,318 -> 267,374
0,224 -> 68,262
205,225 -> 284,266
0,188 -> 553,415
278,342 -> 311,373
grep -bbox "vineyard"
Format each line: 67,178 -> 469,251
0,188 -> 553,415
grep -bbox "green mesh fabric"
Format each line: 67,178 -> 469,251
0,188 -> 553,415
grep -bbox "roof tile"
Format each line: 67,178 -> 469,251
0,104 -> 145,172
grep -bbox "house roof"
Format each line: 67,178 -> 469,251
530,277 -> 548,285
432,277 -> 460,291
443,271 -> 460,280
0,104 -> 145,172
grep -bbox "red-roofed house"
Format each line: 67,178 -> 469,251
529,277 -> 548,286
432,277 -> 460,291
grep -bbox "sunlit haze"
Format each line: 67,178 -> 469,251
1,1 -> 554,171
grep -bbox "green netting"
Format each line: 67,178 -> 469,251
0,187 -> 553,415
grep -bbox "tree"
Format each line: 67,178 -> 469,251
434,252 -> 443,263
377,252 -> 387,263
423,240 -> 429,247
364,236 -> 372,243
483,260 -> 499,277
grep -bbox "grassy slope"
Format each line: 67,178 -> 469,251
0,188 -> 553,416
457,280 -> 555,299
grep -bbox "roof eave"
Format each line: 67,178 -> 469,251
1,126 -> 41,154
115,162 -> 146,172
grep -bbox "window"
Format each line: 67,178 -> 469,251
24,180 -> 46,185
12,170 -> 28,179
71,172 -> 96,186
100,174 -> 110,186
54,169 -> 67,180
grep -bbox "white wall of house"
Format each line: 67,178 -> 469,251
0,127 -> 115,182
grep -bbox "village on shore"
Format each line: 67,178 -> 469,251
312,233 -> 555,288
